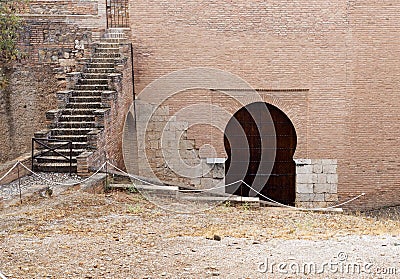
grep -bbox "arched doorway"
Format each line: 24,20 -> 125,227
224,102 -> 297,205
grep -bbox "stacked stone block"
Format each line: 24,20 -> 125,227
132,101 -> 225,190
295,159 -> 338,208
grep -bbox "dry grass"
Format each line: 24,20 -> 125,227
1,190 -> 400,242
1,190 -> 400,278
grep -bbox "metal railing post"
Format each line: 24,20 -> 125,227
69,141 -> 72,176
31,139 -> 34,171
17,162 -> 22,204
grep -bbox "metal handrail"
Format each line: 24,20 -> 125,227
31,138 -> 73,175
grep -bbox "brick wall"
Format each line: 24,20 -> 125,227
2,0 -> 400,209
129,0 -> 400,209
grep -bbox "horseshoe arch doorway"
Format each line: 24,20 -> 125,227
224,102 -> 297,206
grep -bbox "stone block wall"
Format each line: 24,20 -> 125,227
132,101 -> 225,189
295,159 -> 338,208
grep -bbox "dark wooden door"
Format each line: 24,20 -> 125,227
224,102 -> 297,205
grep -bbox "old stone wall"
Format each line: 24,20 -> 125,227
0,66 -> 59,163
0,0 -> 107,164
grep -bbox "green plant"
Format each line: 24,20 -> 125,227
127,184 -> 137,193
126,204 -> 143,214
0,0 -> 27,88
223,200 -> 231,207
242,201 -> 250,211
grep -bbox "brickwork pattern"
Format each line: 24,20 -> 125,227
129,0 -> 400,209
1,0 -> 400,209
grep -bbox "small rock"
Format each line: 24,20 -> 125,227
191,248 -> 196,252
213,235 -> 221,241
161,272 -> 167,276
252,240 -> 260,244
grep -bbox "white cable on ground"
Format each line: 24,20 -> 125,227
105,161 -> 365,212
0,159 -> 366,212
19,162 -> 107,187
0,161 -> 20,184
108,162 -> 237,192
241,180 -> 365,211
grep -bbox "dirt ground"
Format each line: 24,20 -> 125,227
1,188 -> 400,279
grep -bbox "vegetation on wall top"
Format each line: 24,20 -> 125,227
0,0 -> 27,89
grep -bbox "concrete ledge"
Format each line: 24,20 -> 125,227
109,184 -> 179,191
0,153 -> 32,185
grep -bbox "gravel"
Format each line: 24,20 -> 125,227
0,178 -> 399,278
0,172 -> 82,201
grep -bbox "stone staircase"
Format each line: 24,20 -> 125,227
33,29 -> 128,172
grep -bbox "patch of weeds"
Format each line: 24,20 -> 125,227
127,184 -> 137,194
126,204 -> 143,214
242,201 -> 250,211
224,201 -> 231,207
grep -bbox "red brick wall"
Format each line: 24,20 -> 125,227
341,1 -> 400,209
129,1 -> 400,209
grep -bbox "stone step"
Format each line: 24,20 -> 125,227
95,48 -> 119,54
53,134 -> 88,142
71,90 -> 103,97
69,96 -> 102,103
78,78 -> 108,85
85,68 -> 116,73
56,121 -> 96,128
34,148 -> 85,156
86,62 -> 115,68
61,109 -> 95,115
56,121 -> 96,129
93,53 -> 121,58
59,115 -> 96,122
51,128 -> 94,136
97,42 -> 120,48
45,141 -> 88,149
74,84 -> 109,90
66,102 -> 102,109
103,33 -> 126,39
35,155 -> 77,164
101,38 -> 126,43
177,194 -> 260,206
90,57 -> 118,63
33,162 -> 77,173
81,73 -> 110,79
